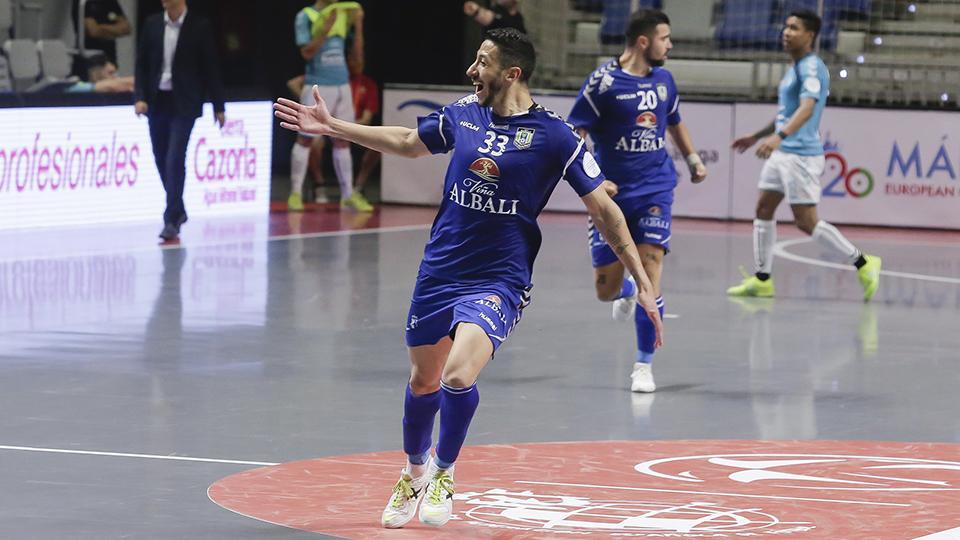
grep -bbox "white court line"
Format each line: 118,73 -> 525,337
774,237 -> 960,285
912,526 -> 960,540
0,444 -> 279,467
0,223 -> 432,263
515,480 -> 910,507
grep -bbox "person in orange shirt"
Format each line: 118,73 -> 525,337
348,49 -> 379,208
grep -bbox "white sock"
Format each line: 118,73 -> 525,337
290,143 -> 310,196
405,461 -> 427,479
753,219 -> 776,274
812,220 -> 861,264
333,145 -> 353,200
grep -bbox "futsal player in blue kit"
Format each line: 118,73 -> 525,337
726,10 -> 881,301
273,28 -> 663,528
568,10 -> 707,393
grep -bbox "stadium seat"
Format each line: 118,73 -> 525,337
0,54 -> 12,93
37,40 -> 72,80
0,0 -> 11,40
3,39 -> 40,92
714,0 -> 782,49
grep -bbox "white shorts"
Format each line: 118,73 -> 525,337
299,83 -> 355,137
757,150 -> 825,205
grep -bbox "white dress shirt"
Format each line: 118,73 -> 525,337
158,8 -> 187,91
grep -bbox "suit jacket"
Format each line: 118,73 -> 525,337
134,11 -> 225,119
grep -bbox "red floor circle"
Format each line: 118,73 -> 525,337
208,440 -> 960,538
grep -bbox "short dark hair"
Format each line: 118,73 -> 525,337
85,53 -> 110,72
484,27 -> 536,82
789,10 -> 822,40
625,10 -> 671,45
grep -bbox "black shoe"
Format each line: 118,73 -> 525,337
159,223 -> 179,241
174,215 -> 188,234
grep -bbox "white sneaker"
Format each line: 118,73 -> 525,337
631,363 -> 656,393
381,469 -> 429,528
612,275 -> 637,322
418,462 -> 455,527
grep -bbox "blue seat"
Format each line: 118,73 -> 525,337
715,0 -> 783,49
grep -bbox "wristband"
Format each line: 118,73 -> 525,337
775,130 -> 788,140
685,153 -> 702,167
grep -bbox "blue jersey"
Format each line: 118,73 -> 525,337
416,95 -> 604,289
569,60 -> 681,199
777,53 -> 829,156
295,9 -> 349,86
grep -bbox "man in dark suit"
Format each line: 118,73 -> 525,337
135,0 -> 225,241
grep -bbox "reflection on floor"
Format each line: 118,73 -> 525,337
0,205 -> 957,538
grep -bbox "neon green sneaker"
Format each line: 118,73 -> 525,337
341,191 -> 374,212
726,268 -> 775,298
857,254 -> 881,302
418,463 -> 455,527
287,192 -> 304,212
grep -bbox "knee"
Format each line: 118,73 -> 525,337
440,371 -> 474,390
755,204 -> 775,221
595,277 -> 622,301
409,375 -> 440,395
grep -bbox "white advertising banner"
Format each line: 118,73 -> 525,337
0,101 -> 273,231
385,88 -> 960,229
382,88 -> 734,217
733,103 -> 960,229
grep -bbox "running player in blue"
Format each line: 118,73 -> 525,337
727,10 -> 881,301
274,28 -> 663,529
569,10 -> 707,393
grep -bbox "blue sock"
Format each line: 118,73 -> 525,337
434,381 -> 479,468
402,384 -> 441,462
635,295 -> 664,363
617,276 -> 636,300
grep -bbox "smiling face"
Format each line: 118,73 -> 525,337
465,40 -> 507,107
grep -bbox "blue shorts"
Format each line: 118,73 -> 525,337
405,272 -> 531,352
588,189 -> 673,268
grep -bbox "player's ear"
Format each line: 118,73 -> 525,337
505,66 -> 522,83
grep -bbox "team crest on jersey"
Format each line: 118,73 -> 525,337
514,128 -> 535,150
635,111 -> 658,129
656,83 -> 668,101
468,157 -> 501,182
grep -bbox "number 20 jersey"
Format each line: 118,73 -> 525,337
569,60 -> 682,199
416,94 -> 604,289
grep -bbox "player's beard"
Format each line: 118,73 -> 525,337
481,77 -> 502,107
645,49 -> 666,67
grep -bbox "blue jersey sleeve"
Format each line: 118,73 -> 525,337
666,72 -> 682,125
798,56 -> 825,101
417,107 -> 457,154
294,12 -> 312,47
557,127 -> 604,197
568,81 -> 601,132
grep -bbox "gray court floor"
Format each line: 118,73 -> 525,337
0,211 -> 957,538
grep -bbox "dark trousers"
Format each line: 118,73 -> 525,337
148,91 -> 196,226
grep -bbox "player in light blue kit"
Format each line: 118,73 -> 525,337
288,1 -> 372,212
727,10 -> 881,301
569,10 -> 707,393
274,28 -> 663,529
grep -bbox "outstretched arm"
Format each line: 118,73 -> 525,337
581,185 -> 664,348
274,86 -> 431,158
732,120 -> 775,153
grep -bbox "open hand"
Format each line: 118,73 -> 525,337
731,134 -> 757,154
274,86 -> 334,136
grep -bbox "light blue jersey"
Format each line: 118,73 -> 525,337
294,9 -> 349,87
777,53 -> 829,156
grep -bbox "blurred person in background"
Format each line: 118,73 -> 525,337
72,0 -> 131,67
347,47 -> 378,210
463,0 -> 526,33
289,0 -> 367,212
135,0 -> 225,242
67,52 -> 134,93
